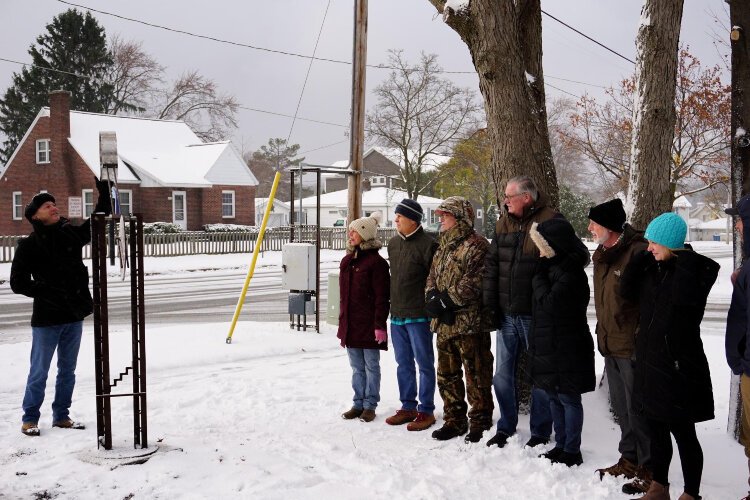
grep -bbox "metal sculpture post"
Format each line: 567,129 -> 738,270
92,214 -> 148,450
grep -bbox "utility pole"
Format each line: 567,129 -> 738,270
347,0 -> 368,223
729,0 -> 750,440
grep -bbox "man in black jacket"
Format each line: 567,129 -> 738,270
385,199 -> 438,431
11,182 -> 110,436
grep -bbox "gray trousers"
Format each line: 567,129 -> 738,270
605,356 -> 651,466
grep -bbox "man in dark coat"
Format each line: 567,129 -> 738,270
338,212 -> 390,423
483,175 -> 558,448
426,196 -> 494,443
385,199 -> 438,432
725,193 -> 750,498
528,217 -> 595,467
587,198 -> 652,491
11,182 -> 110,436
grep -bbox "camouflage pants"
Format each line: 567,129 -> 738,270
436,332 -> 494,430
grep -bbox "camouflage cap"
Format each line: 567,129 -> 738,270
435,196 -> 474,221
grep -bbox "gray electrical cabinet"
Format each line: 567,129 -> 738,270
327,271 -> 340,325
281,243 -> 316,290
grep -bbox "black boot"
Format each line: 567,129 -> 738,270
431,424 -> 467,441
486,431 -> 511,448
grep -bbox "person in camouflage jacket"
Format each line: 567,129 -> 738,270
425,196 -> 494,443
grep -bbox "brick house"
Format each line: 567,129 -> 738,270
0,91 -> 258,234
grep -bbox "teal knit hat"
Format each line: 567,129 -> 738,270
644,212 -> 687,249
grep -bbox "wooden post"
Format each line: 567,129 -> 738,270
347,0 -> 368,223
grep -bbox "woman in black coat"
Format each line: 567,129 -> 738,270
528,218 -> 595,467
620,212 -> 719,500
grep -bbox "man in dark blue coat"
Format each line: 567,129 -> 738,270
11,182 -> 110,436
725,193 -> 750,496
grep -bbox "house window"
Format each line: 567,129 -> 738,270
36,139 -> 50,164
476,209 -> 483,219
119,190 -> 132,216
12,191 -> 22,220
371,176 -> 386,186
222,190 -> 235,218
82,189 -> 94,217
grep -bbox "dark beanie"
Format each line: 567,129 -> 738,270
588,198 -> 626,233
394,198 -> 423,223
24,192 -> 56,222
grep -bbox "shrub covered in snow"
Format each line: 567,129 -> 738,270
142,222 -> 183,234
202,224 -> 259,233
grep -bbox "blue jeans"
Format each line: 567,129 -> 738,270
22,321 -> 83,424
391,321 -> 436,414
547,391 -> 584,453
493,314 -> 552,438
347,348 -> 381,410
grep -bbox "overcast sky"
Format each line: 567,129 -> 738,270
0,0 -> 729,166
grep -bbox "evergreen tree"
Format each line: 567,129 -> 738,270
0,9 -> 115,163
558,184 -> 594,238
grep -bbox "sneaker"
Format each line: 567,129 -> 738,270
552,450 -> 583,467
385,409 -> 418,426
52,419 -> 85,430
406,412 -> 436,431
431,424 -> 467,441
596,456 -> 637,480
622,466 -> 653,495
341,407 -> 363,420
525,435 -> 550,448
359,409 -> 376,422
21,422 -> 39,437
486,431 -> 511,448
540,447 -> 564,461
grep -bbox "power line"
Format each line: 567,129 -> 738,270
0,56 -> 89,79
299,139 -> 349,155
286,0 -> 331,144
238,106 -> 346,128
541,9 -> 636,65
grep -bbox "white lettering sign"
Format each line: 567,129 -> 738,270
68,197 -> 82,218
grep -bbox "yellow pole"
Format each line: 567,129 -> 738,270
226,172 -> 282,343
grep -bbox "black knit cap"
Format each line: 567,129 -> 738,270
24,192 -> 56,222
394,198 -> 424,223
588,198 -> 626,233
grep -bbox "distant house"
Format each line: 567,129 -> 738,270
255,197 -> 290,227
691,216 -> 732,242
299,187 -> 444,227
323,148 -> 403,193
0,90 -> 258,234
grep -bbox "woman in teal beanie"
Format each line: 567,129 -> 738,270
620,212 -> 719,500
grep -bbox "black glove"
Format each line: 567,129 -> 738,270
94,176 -> 113,215
425,290 -> 457,318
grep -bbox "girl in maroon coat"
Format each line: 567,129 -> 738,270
338,212 -> 390,423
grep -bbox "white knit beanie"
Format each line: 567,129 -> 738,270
348,211 -> 383,242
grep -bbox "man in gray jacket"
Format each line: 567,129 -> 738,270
385,199 -> 438,431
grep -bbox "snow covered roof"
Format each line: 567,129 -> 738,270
12,108 -> 257,188
255,197 -> 290,210
328,146 -> 451,174
299,187 -> 443,208
672,195 -> 693,209
695,217 -> 730,230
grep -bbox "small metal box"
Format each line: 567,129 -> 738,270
281,243 -> 316,290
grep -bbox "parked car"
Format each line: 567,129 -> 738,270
333,218 -> 346,227
424,221 -> 441,235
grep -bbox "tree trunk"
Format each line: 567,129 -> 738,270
429,0 -> 559,207
626,0 -> 684,229
729,0 -> 750,442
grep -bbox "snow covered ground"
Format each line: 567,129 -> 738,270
0,241 -> 747,499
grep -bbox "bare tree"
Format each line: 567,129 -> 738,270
546,97 -> 592,196
626,0 -> 684,228
366,50 -> 481,200
427,0 -> 559,206
105,35 -> 163,114
563,48 -> 729,208
154,70 -> 239,142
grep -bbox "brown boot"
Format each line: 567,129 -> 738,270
676,493 -> 699,500
52,418 -> 85,430
406,412 -> 436,431
631,480 -> 670,500
359,409 -> 376,422
596,456 -> 637,480
21,422 -> 39,437
341,407 -> 363,420
623,466 -> 653,495
385,409 -> 418,426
